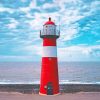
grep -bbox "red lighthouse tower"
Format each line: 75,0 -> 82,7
39,17 -> 60,95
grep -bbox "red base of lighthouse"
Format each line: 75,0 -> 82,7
39,57 -> 59,95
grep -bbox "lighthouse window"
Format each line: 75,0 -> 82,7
46,29 -> 47,35
43,25 -> 56,35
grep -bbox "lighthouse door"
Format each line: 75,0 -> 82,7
47,82 -> 53,95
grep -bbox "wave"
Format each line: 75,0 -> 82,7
59,80 -> 100,84
0,80 -> 100,84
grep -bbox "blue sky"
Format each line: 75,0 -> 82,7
0,0 -> 100,62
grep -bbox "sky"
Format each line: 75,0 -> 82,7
0,0 -> 100,62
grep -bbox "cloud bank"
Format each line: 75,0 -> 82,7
0,0 -> 100,61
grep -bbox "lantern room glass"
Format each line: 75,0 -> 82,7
40,25 -> 60,38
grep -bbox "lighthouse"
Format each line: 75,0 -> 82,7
39,17 -> 60,95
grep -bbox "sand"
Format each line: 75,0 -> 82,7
0,84 -> 100,93
0,84 -> 100,100
0,92 -> 100,100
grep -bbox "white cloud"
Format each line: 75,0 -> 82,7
21,0 -> 27,2
26,11 -> 60,31
61,24 -> 80,41
22,45 -> 42,55
19,0 -> 41,19
7,18 -> 19,29
1,45 -> 100,62
29,0 -> 37,8
0,55 -> 35,61
19,0 -> 95,43
29,0 -> 86,42
42,3 -> 58,9
53,0 -> 74,7
53,0 -> 82,12
19,0 -> 39,13
11,44 -> 100,61
28,18 -> 43,30
13,44 -> 42,56
53,0 -> 79,4
58,45 -> 100,61
90,1 -> 100,13
0,7 -> 15,13
0,0 -> 99,62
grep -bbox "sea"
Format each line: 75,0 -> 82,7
0,62 -> 100,84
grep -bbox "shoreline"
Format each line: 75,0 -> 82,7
0,84 -> 100,94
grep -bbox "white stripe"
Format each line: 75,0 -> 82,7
42,46 -> 57,57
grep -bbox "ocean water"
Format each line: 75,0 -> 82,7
0,62 -> 100,84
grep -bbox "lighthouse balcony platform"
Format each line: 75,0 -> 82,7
40,30 -> 60,38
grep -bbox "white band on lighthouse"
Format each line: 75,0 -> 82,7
42,46 -> 57,57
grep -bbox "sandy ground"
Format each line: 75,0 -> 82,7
0,92 -> 100,100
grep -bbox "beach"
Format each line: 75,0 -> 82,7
0,92 -> 100,100
0,84 -> 100,93
0,84 -> 100,100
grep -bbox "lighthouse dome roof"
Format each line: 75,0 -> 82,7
44,17 -> 55,25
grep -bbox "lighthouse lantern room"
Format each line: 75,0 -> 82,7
39,17 -> 60,95
40,17 -> 60,38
